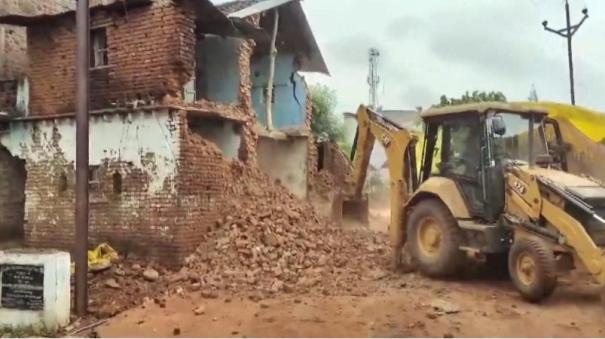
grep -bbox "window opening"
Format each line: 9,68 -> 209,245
90,28 -> 109,67
112,171 -> 122,194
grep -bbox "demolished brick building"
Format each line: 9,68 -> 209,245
0,0 -> 329,263
0,0 -> 72,116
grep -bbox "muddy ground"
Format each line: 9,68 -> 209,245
97,202 -> 605,338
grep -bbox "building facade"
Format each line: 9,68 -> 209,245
0,0 -> 328,263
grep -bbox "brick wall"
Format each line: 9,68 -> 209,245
174,111 -> 229,260
237,39 -> 258,164
23,155 -> 188,263
318,141 -> 352,186
0,108 -> 233,264
0,0 -> 72,81
0,25 -> 27,81
0,146 -> 25,240
26,2 -> 197,115
305,88 -> 317,186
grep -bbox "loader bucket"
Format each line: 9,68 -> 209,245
342,197 -> 369,225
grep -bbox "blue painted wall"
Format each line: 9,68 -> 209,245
251,54 -> 307,129
196,36 -> 241,104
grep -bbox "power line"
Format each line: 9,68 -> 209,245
542,0 -> 589,106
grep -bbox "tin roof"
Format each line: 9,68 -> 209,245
217,0 -> 329,75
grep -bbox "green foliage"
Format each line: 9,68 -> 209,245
310,84 -> 345,143
436,90 -> 507,107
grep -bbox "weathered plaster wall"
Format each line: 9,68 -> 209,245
1,111 -> 179,192
257,136 -> 308,198
188,117 -> 242,160
0,109 -> 187,262
251,53 -> 307,129
196,35 -> 242,104
0,108 -> 231,263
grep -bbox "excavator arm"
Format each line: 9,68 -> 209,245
345,105 -> 418,264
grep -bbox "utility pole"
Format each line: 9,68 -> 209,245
367,48 -> 380,110
75,0 -> 90,316
542,0 -> 588,106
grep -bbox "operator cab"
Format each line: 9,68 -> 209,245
419,103 -> 558,222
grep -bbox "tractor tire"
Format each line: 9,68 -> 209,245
407,199 -> 465,277
508,236 -> 557,302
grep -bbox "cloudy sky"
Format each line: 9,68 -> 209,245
288,0 -> 604,114
211,0 -> 604,114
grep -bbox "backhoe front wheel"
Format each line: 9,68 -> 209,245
508,236 -> 557,302
407,199 -> 465,277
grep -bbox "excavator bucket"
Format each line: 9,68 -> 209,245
342,197 -> 370,225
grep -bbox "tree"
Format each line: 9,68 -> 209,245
310,84 -> 345,143
436,90 -> 507,107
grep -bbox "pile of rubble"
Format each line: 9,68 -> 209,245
179,160 -> 390,297
309,169 -> 339,197
87,143 -> 390,319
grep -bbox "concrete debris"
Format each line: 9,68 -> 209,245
201,290 -> 219,299
143,268 -> 160,282
104,278 -> 121,289
193,305 -> 206,315
430,299 -> 461,315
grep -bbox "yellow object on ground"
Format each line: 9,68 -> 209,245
70,243 -> 119,274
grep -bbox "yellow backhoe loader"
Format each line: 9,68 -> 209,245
345,102 -> 605,302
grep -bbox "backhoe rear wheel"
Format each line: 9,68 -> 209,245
407,199 -> 465,277
508,236 -> 557,302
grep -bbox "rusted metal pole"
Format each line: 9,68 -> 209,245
265,9 -> 279,131
75,0 -> 90,316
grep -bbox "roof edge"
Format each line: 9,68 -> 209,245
420,102 -> 548,118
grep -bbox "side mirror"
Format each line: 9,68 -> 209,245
492,116 -> 506,136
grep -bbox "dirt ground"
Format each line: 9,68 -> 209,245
97,203 -> 605,338
98,277 -> 605,338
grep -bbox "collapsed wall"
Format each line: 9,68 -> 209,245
87,134 -> 389,318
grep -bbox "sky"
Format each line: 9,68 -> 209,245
280,0 -> 604,115
211,0 -> 605,115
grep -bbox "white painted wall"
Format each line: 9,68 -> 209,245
0,249 -> 70,331
257,137 -> 308,198
0,110 -> 180,193
189,119 -> 241,160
